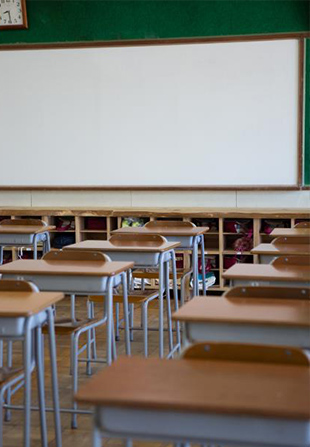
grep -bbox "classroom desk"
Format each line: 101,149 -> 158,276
172,294 -> 310,348
222,262 -> 310,287
270,228 -> 310,238
0,290 -> 64,447
0,257 -> 133,429
0,223 -> 55,263
76,356 -> 310,447
64,237 -> 181,358
0,258 -> 133,363
252,237 -> 310,263
112,225 -> 209,295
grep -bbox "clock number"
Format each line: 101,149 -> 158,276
3,10 -> 12,23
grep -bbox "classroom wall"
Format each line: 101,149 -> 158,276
0,1 -> 309,45
1,1 -> 309,210
0,190 -> 309,209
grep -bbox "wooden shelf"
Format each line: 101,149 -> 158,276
80,230 -> 108,233
50,230 -> 76,233
223,251 -> 253,256
0,207 -> 305,296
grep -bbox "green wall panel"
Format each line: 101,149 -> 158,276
305,38 -> 310,186
0,0 -> 309,45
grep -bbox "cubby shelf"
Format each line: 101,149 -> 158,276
0,208 -> 308,293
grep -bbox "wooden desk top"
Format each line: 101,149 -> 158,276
0,259 -> 134,277
252,241 -> 310,256
76,357 -> 310,420
223,263 -> 310,283
0,291 -> 64,317
112,226 -> 209,237
172,296 -> 310,327
271,228 -> 310,238
0,225 -> 55,234
64,239 -> 180,253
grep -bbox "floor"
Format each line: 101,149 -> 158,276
2,295 -> 176,447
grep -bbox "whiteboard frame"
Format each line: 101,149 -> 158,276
0,33 -> 307,191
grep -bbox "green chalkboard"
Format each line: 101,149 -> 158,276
0,0 -> 309,45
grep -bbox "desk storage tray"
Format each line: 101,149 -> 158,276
106,251 -> 160,267
1,274 -> 121,294
0,311 -> 47,337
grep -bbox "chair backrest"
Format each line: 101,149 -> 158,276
43,249 -> 111,262
272,236 -> 310,246
224,286 -> 310,300
0,218 -> 47,227
0,279 -> 39,292
295,221 -> 310,228
109,233 -> 167,247
272,256 -> 310,267
145,220 -> 196,228
182,342 -> 310,366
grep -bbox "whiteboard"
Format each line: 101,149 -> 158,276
0,39 -> 299,187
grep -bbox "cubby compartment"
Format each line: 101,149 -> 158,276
204,234 -> 219,252
224,234 -> 253,255
223,218 -> 253,235
223,254 -> 253,271
50,216 -> 75,232
0,216 -> 11,222
260,219 -> 291,235
81,232 -> 108,242
121,217 -> 149,227
192,218 -> 219,233
109,217 -> 118,233
50,232 -> 76,249
2,250 -> 12,264
82,217 -> 107,232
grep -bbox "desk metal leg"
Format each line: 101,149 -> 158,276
121,272 -> 131,356
106,278 -> 114,366
35,326 -> 48,447
93,425 -> 102,447
24,318 -> 32,447
200,236 -> 206,296
33,234 -> 38,260
165,259 -> 173,354
192,243 -> 198,296
158,253 -> 165,358
0,246 -> 3,265
47,307 -> 62,447
171,250 -> 181,352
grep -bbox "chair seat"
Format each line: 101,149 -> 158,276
132,269 -> 191,280
89,289 -> 159,305
43,317 -> 100,335
0,367 -> 23,387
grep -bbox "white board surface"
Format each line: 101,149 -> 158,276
0,39 -> 299,187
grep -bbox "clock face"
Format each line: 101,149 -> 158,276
0,0 -> 28,29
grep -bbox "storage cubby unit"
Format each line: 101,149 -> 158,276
0,208 -> 307,293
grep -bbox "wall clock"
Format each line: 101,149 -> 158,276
0,0 -> 28,29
